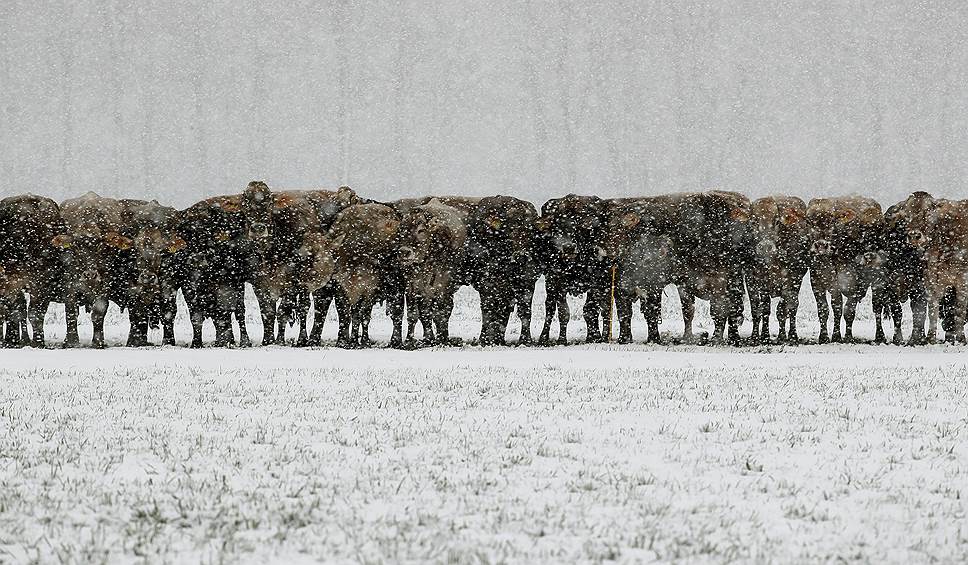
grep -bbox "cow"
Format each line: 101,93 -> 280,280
806,196 -> 886,343
0,194 -> 65,347
395,198 -> 473,345
51,192 -> 133,348
878,191 -> 934,344
177,195 -> 253,348
465,195 -> 540,346
294,202 -> 404,347
115,199 -> 185,346
535,195 -> 610,345
597,194 -> 697,344
924,199 -> 968,343
747,196 -> 809,343
239,181 -> 361,345
672,191 -> 752,345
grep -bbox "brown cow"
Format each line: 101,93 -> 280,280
747,196 -> 809,343
599,193 -> 695,344
396,198 -> 472,345
924,199 -> 968,343
52,192 -> 133,347
239,181 -> 361,345
806,196 -> 886,343
879,191 -> 934,344
536,195 -> 610,345
177,194 -> 252,348
294,203 -> 404,347
465,195 -> 540,346
674,191 -> 753,344
0,194 -> 65,347
116,199 -> 185,346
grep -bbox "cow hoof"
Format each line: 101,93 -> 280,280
92,342 -> 106,350
447,337 -> 463,346
556,337 -> 568,346
62,341 -> 78,349
190,342 -> 203,349
817,334 -> 828,344
831,334 -> 842,343
517,338 -> 533,347
307,338 -> 322,347
295,339 -> 309,348
388,339 -> 403,349
162,338 -> 176,347
617,336 -> 631,345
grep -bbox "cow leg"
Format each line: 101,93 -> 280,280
388,288 -> 404,348
336,292 -> 353,348
309,288 -> 332,346
161,293 -> 177,346
478,291 -> 492,346
517,284 -> 534,345
909,287 -> 927,345
926,287 -> 940,343
357,297 -> 374,348
435,293 -> 455,345
28,297 -> 49,348
235,291 -> 251,348
126,310 -> 147,347
871,288 -> 886,344
538,281 -> 558,345
555,295 -> 570,345
615,290 -> 634,344
190,309 -> 204,348
843,293 -> 859,343
829,292 -> 844,343
783,285 -> 801,344
275,294 -> 292,346
748,287 -> 762,343
213,313 -> 234,347
952,283 -> 968,343
253,287 -> 276,346
814,288 -> 829,344
710,295 -> 728,345
679,287 -> 696,343
91,296 -> 108,349
64,295 -> 80,348
890,297 -> 904,345
644,288 -> 663,344
405,293 -> 420,344
583,288 -> 604,343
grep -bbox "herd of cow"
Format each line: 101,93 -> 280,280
0,184 -> 965,349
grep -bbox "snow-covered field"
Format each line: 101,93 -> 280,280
2,280 -> 968,563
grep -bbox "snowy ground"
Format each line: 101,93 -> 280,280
2,280 -> 968,563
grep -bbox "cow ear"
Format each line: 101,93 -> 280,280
215,231 -> 231,242
51,234 -> 73,248
620,212 -> 639,229
730,207 -> 750,222
780,208 -> 803,226
536,217 -> 552,231
487,217 -> 502,230
329,233 -> 346,249
838,209 -> 857,223
104,231 -> 133,250
580,215 -> 601,230
166,236 -> 187,253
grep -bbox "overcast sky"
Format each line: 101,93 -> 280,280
1,0 -> 966,208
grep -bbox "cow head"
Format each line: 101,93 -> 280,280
600,205 -> 644,261
241,180 -> 274,244
50,226 -> 134,293
752,201 -> 805,259
537,196 -> 606,263
396,208 -> 457,270
295,232 -> 338,292
128,228 -> 186,303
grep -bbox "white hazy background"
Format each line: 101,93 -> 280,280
1,1 -> 966,207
